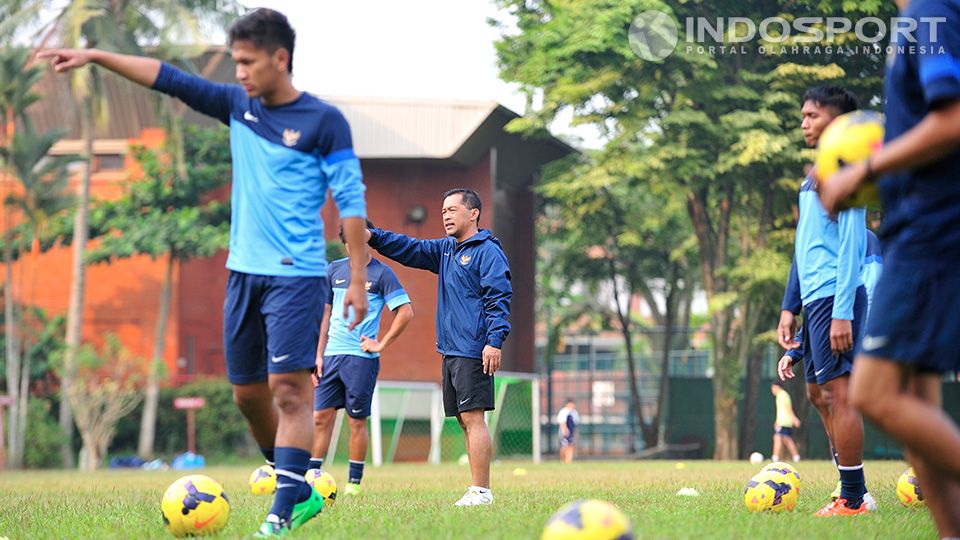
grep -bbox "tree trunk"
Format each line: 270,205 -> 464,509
655,271 -> 678,447
607,260 -> 643,453
61,95 -> 94,469
711,308 -> 738,460
16,344 -> 28,468
3,235 -> 19,469
740,348 -> 763,459
138,252 -> 173,459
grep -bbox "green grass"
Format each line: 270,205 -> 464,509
0,460 -> 935,539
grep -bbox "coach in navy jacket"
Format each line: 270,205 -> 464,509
366,187 -> 510,506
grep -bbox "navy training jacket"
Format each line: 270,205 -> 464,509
368,228 -> 512,359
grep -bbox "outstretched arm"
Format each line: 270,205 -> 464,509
367,228 -> 445,273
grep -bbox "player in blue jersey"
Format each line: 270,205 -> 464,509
310,220 -> 414,497
779,228 -> 882,499
775,86 -> 874,515
365,188 -> 511,507
819,1 -> 960,534
40,9 -> 370,536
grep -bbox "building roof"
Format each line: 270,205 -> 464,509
28,48 -> 572,162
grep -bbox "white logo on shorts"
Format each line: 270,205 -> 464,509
815,367 -> 828,376
271,354 -> 290,363
459,398 -> 470,405
351,408 -> 362,414
861,335 -> 888,352
335,279 -> 346,285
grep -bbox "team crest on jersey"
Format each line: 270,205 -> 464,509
365,281 -> 372,291
459,255 -> 471,265
282,128 -> 301,147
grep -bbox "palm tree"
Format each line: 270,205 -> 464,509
0,118 -> 76,468
2,0 -> 241,465
0,47 -> 43,468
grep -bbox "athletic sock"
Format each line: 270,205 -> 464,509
348,460 -> 365,485
309,458 -> 324,473
261,447 -> 275,466
471,485 -> 491,494
270,447 -> 313,521
838,464 -> 866,508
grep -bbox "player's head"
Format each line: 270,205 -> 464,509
228,8 -> 296,97
800,86 -> 859,147
339,219 -> 375,247
565,398 -> 575,408
442,188 -> 481,239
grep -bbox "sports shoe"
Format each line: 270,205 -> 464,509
814,498 -> 868,516
255,489 -> 325,537
862,492 -> 878,511
454,487 -> 493,506
343,483 -> 362,497
830,481 -> 841,500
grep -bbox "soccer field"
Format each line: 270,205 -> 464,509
0,460 -> 934,539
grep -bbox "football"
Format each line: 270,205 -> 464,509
743,470 -> 798,513
762,462 -> 801,492
248,464 -> 277,495
896,467 -> 925,508
749,452 -> 763,464
540,499 -> 633,540
306,469 -> 338,507
161,475 -> 230,537
814,109 -> 884,209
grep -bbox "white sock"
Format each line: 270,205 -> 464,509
771,454 -> 779,462
470,485 -> 490,494
792,455 -> 801,462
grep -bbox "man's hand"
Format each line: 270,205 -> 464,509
37,49 -> 94,73
312,355 -> 324,386
343,280 -> 368,331
778,355 -> 795,381
793,416 -> 802,428
830,318 -> 854,355
777,310 -> 799,350
818,162 -> 867,214
482,345 -> 501,375
360,335 -> 383,353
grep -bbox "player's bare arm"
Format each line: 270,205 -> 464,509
360,303 -> 414,353
313,304 -> 332,383
821,99 -> 960,213
341,217 -> 369,330
37,49 -> 161,87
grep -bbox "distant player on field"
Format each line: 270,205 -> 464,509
365,188 -> 512,507
310,220 -> 414,497
770,382 -> 801,463
39,9 -> 370,536
776,86 -> 874,515
819,0 -> 960,535
557,399 -> 580,464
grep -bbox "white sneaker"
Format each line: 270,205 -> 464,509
863,492 -> 878,511
454,487 -> 493,506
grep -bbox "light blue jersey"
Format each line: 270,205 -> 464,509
152,63 -> 366,277
324,258 -> 410,359
795,173 -> 866,319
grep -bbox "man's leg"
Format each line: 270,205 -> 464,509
458,409 -> 491,489
267,370 -> 317,523
784,436 -> 800,461
772,433 -> 783,462
851,356 -> 960,479
807,383 -> 836,458
347,416 -> 369,486
233,381 -> 279,460
311,408 -> 337,468
820,374 -> 866,507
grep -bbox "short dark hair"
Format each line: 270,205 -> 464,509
339,219 -> 375,244
565,398 -> 575,404
443,188 -> 482,224
228,8 -> 296,74
801,86 -> 859,115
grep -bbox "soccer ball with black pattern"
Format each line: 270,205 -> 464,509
896,467 -> 925,508
744,470 -> 798,512
248,464 -> 277,495
161,474 -> 230,537
762,462 -> 801,493
814,109 -> 885,209
540,499 -> 633,540
305,469 -> 337,507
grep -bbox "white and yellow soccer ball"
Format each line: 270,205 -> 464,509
762,462 -> 801,493
814,109 -> 885,209
248,464 -> 277,495
305,470 -> 337,508
896,467 -> 925,508
161,474 -> 230,537
540,499 -> 634,540
744,470 -> 798,513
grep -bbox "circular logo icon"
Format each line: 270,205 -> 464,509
628,10 -> 679,62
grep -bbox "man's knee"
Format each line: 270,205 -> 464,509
313,409 -> 335,429
347,416 -> 368,435
233,383 -> 268,414
270,375 -> 310,415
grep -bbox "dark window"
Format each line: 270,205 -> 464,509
96,154 -> 124,171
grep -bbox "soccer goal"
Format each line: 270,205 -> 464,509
323,374 -> 540,466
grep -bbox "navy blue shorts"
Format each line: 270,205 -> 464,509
775,426 -> 794,438
223,271 -> 327,385
313,354 -> 380,418
804,286 -> 867,385
559,434 -> 575,448
860,261 -> 960,374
